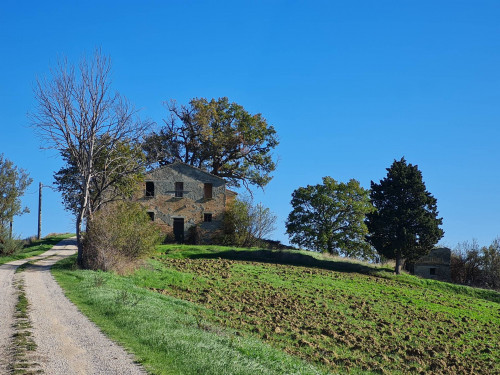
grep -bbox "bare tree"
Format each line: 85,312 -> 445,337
222,196 -> 277,247
31,50 -> 150,265
248,201 -> 277,244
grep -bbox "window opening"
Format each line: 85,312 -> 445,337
429,268 -> 436,275
145,181 -> 154,197
204,213 -> 213,222
175,182 -> 183,198
147,212 -> 155,221
204,183 -> 213,199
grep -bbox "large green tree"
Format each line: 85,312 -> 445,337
143,97 -> 279,190
286,177 -> 374,258
366,158 -> 444,274
0,154 -> 33,231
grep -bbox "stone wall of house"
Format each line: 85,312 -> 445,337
414,248 -> 451,282
137,163 -> 234,242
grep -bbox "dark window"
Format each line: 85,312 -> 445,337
204,213 -> 212,222
204,183 -> 213,199
145,181 -> 154,197
147,212 -> 155,221
429,268 -> 436,275
175,182 -> 183,198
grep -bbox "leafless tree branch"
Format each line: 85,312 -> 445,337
30,49 -> 151,266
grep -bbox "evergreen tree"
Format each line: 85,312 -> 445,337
366,158 -> 444,274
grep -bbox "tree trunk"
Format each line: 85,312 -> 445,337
76,171 -> 92,267
327,241 -> 334,255
76,212 -> 83,266
395,253 -> 402,274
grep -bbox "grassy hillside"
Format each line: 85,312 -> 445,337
0,233 -> 74,265
53,244 -> 500,374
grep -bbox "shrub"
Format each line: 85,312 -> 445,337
217,197 -> 276,247
218,198 -> 250,246
259,239 -> 297,250
82,201 -> 161,273
481,239 -> 500,290
452,239 -> 500,290
162,232 -> 176,244
186,225 -> 209,245
0,225 -> 23,256
22,235 -> 38,247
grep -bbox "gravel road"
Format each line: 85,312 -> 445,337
0,258 -> 20,373
0,238 -> 146,374
0,248 -> 61,372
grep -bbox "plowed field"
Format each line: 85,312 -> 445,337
134,246 -> 500,374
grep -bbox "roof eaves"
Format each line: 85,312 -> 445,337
148,161 -> 227,183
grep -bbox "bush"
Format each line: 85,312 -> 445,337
0,225 -> 23,256
217,197 -> 276,247
259,239 -> 297,250
452,239 -> 500,290
186,225 -> 210,245
82,201 -> 161,273
482,239 -> 500,289
162,232 -> 176,244
22,235 -> 38,247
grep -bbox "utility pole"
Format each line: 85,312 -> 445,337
38,182 -> 42,240
37,183 -> 55,239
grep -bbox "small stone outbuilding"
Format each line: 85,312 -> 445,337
137,162 -> 236,242
413,248 -> 451,282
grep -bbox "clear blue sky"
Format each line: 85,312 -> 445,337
1,1 -> 499,248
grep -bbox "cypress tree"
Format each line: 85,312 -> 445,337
366,158 -> 444,274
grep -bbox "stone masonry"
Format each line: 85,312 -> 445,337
137,162 -> 236,242
413,247 -> 451,282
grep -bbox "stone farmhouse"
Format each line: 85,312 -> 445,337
137,162 -> 236,243
413,248 -> 451,282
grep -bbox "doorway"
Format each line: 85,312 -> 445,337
173,218 -> 184,243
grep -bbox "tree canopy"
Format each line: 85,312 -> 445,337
54,138 -> 146,216
286,177 -> 374,258
366,158 -> 444,274
143,97 -> 279,190
0,154 -> 32,229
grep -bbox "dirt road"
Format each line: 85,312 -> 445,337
0,238 -> 146,374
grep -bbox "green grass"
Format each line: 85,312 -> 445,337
52,244 -> 500,375
157,244 -> 500,303
11,279 -> 40,374
52,256 -> 329,375
0,234 -> 74,266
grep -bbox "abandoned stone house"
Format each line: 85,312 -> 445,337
137,162 -> 236,243
413,248 -> 451,282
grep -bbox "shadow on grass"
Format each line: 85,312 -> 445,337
187,249 -> 386,276
184,249 -> 500,304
